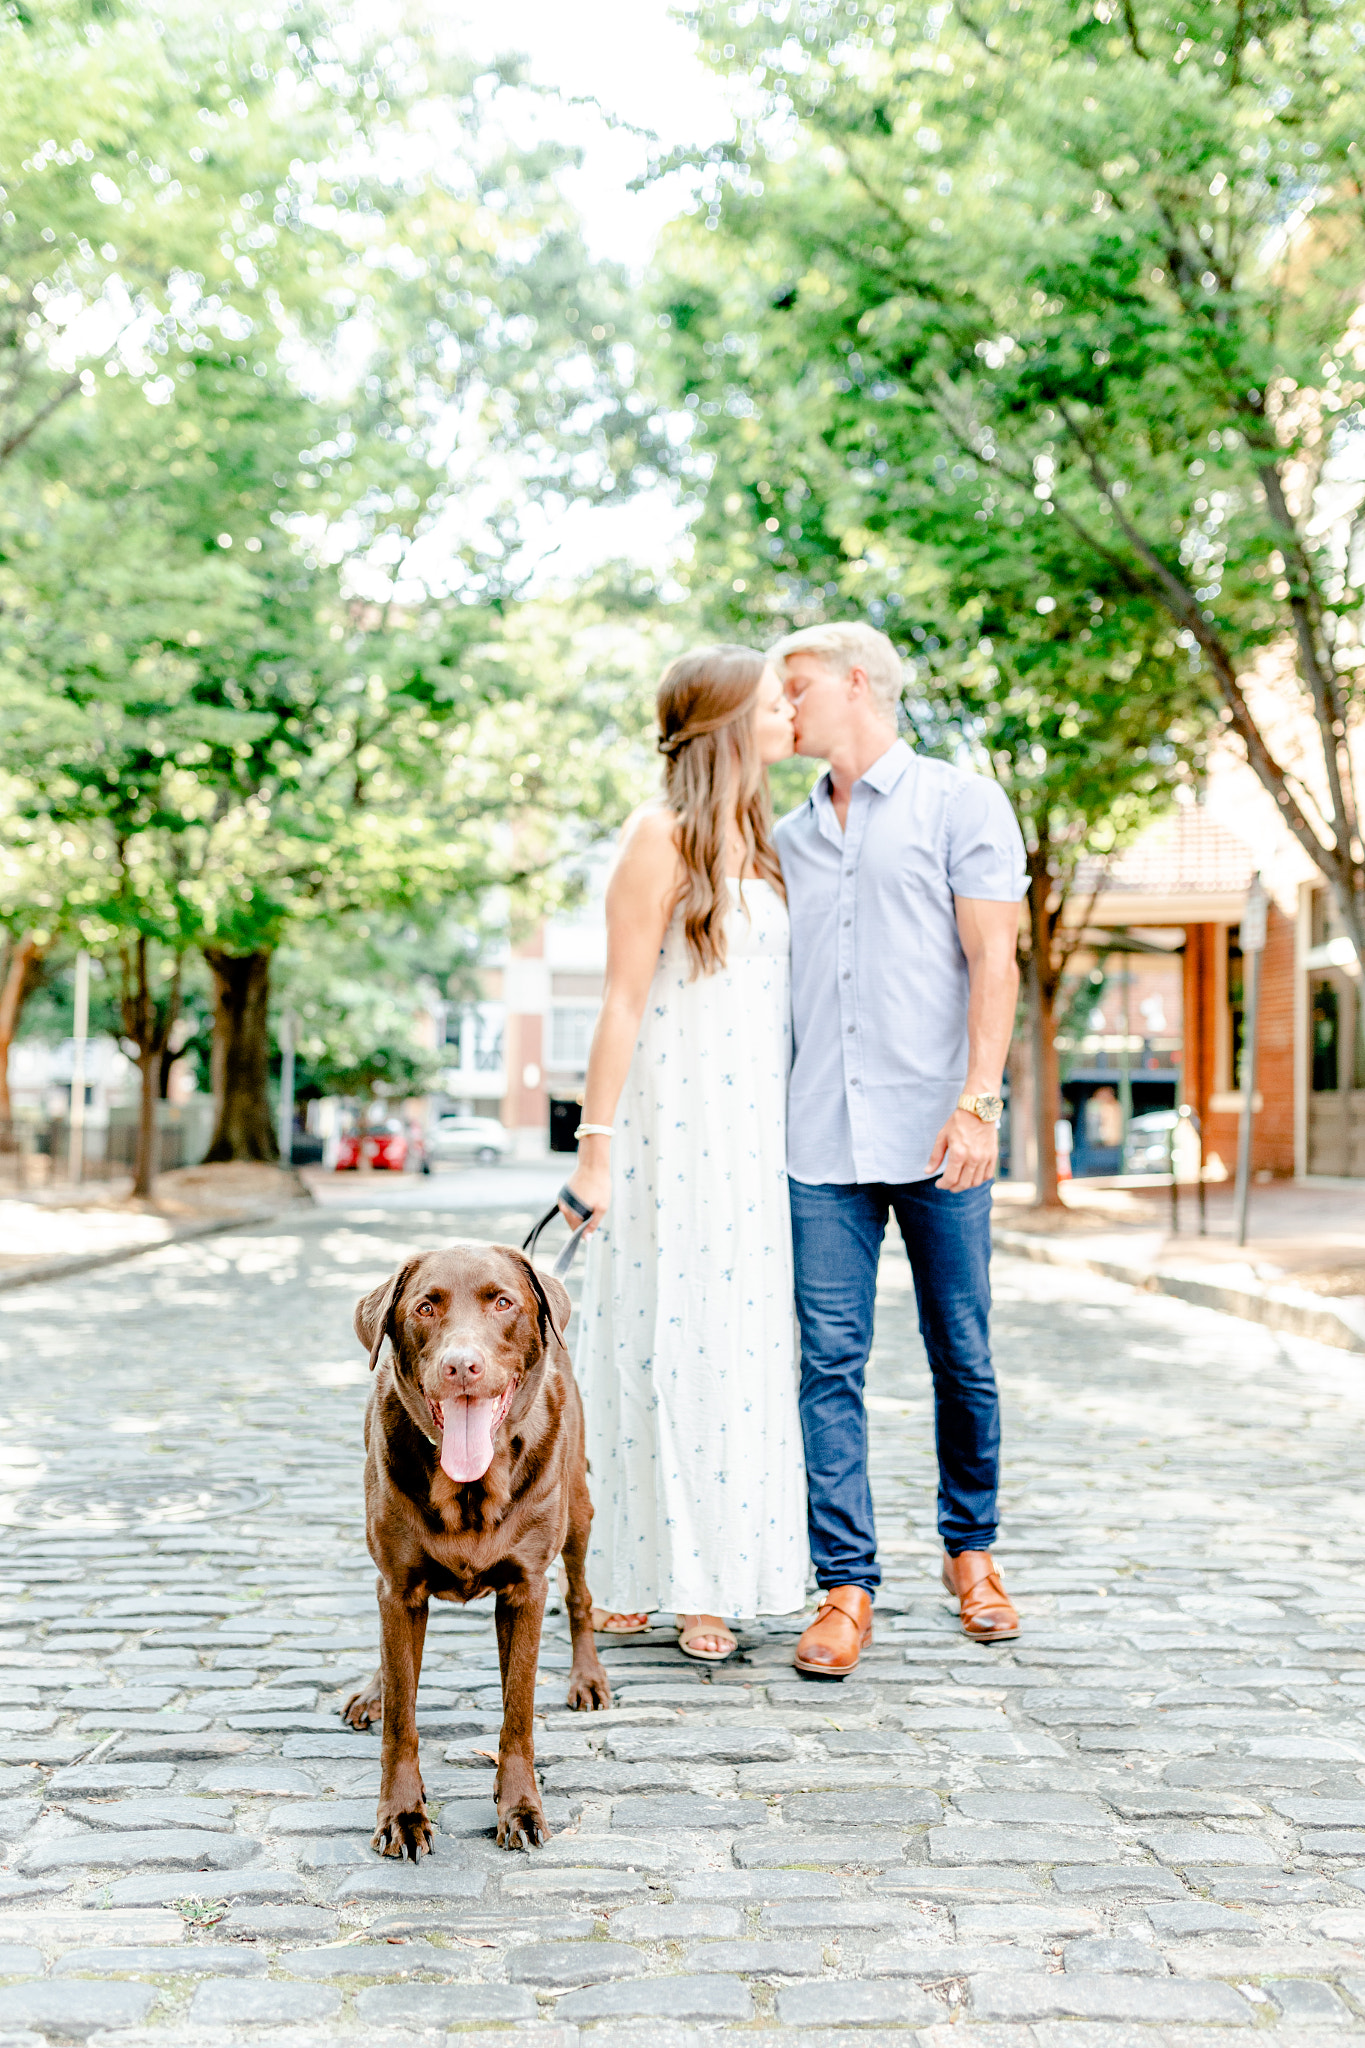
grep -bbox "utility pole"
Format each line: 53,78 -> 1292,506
67,951 -> 90,1186
1233,876 -> 1268,1249
1118,952 -> 1133,1161
277,1011 -> 295,1169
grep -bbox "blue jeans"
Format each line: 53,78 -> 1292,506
789,1177 -> 1000,1593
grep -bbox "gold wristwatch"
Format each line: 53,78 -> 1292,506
958,1091 -> 1004,1125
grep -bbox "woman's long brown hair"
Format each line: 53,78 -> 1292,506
656,644 -> 785,978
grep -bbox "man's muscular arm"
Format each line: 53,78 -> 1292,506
926,898 -> 1020,1193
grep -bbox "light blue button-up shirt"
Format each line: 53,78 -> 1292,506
775,739 -> 1027,1187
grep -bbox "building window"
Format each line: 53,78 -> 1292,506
1226,926 -> 1245,1091
445,1003 -> 505,1073
1311,980 -> 1340,1093
549,1005 -> 597,1070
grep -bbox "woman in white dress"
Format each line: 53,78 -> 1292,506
561,645 -> 809,1660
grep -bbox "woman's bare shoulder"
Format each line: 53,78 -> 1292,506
617,802 -> 681,868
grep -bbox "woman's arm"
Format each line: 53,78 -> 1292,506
561,808 -> 681,1232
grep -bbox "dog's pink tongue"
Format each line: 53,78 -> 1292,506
440,1396 -> 498,1482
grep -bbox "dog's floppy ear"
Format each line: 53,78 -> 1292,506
507,1250 -> 571,1356
354,1257 -> 422,1373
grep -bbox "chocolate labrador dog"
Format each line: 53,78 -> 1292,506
340,1242 -> 611,1856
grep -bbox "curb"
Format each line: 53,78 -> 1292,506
0,1204 -> 303,1294
993,1226 -> 1365,1355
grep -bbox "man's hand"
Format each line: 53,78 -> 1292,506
927,1107 -> 999,1192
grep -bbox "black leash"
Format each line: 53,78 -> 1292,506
522,1183 -> 593,1278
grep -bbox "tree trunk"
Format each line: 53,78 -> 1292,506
0,933 -> 42,1144
133,1054 -> 159,1200
1025,857 -> 1064,1211
204,949 -> 278,1163
1030,959 -> 1062,1210
1007,1029 -> 1036,1188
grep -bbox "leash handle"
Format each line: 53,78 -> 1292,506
523,1185 -> 592,1278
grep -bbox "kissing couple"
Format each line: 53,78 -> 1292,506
560,623 -> 1028,1669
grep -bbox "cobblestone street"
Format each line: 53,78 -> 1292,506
3,1190 -> 1365,2046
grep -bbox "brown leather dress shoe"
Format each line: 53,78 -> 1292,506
942,1550 -> 1020,1643
793,1586 -> 873,1677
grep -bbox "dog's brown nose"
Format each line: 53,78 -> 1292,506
440,1347 -> 485,1390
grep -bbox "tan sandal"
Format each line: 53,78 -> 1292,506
676,1614 -> 737,1663
592,1607 -> 651,1635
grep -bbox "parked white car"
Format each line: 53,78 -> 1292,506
427,1115 -> 514,1164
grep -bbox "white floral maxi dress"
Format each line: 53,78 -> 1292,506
577,878 -> 809,1618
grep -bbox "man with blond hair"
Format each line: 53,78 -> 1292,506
771,620 -> 1027,1675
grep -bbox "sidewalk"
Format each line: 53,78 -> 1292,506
0,1162 -> 312,1291
993,1177 -> 1365,1352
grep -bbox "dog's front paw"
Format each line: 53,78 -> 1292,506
371,1802 -> 433,1860
497,1792 -> 550,1851
565,1661 -> 612,1712
341,1672 -> 382,1729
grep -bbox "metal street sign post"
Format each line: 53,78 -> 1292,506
1233,875 -> 1268,1249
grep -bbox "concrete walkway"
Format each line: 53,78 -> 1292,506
994,1181 -> 1365,1354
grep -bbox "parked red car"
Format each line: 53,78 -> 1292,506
335,1118 -> 428,1172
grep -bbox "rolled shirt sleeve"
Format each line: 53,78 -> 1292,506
946,776 -> 1029,902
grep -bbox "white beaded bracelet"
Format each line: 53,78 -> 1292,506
575,1123 -> 615,1140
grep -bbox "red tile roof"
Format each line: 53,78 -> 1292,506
1075,806 -> 1256,897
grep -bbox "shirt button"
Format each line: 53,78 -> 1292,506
846,1024 -> 855,1034
842,919 -> 852,928
850,1077 -> 861,1088
842,970 -> 851,980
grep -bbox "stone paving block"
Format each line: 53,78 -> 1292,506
928,1827 -> 1121,1864
674,1870 -> 841,1900
438,1793 -> 574,1835
951,1793 -> 1112,1826
556,1973 -> 754,2021
0,1982 -> 156,2034
190,1978 -> 343,2023
861,1941 -> 1048,1979
542,1760 -> 683,1794
57,1796 -> 236,1832
1145,1899 -> 1262,1938
604,1726 -> 794,1764
110,1733 -> 249,1762
196,1763 -> 319,1796
0,1947 -> 41,1976
967,1972 -> 1253,2023
760,1901 -> 909,1933
292,1833 -> 371,1867
953,1904 -> 1101,1937
45,1766 -> 174,1795
1209,1872 -> 1336,1903
611,1904 -> 746,1940
1050,1865 -> 1184,1894
330,1861 -> 490,1902
355,1981 -> 539,2023
1274,1795 -> 1365,1825
281,1937 -> 454,1977
505,1939 -> 644,1986
610,1794 -> 766,1830
1135,1826 -> 1280,1866
1063,1936 -> 1166,1974
1265,1977 -> 1354,2023
776,1980 -> 939,2026
0,1801 -> 39,1839
782,1791 -> 941,1826
52,1943 -> 267,1976
879,1865 -> 1042,1898
816,1730 -> 916,1756
683,1939 -> 824,1976
734,1829 -> 906,1869
219,1903 -> 339,1939
499,1866 -> 647,1898
265,1796 -> 375,1832
107,1869 -> 307,1907
21,1827 -> 260,1872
